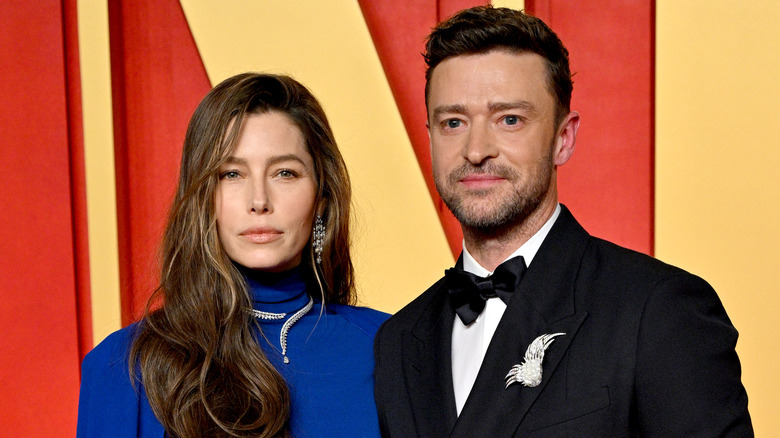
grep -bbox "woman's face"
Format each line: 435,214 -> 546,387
216,111 -> 317,272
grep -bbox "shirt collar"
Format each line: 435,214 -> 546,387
462,204 -> 561,276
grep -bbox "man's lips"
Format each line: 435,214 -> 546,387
239,227 -> 282,243
459,174 -> 505,189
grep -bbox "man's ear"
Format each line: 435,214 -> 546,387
553,111 -> 580,166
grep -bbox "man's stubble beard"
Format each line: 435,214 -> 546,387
434,154 -> 554,233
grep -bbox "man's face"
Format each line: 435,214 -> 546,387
427,50 -> 567,231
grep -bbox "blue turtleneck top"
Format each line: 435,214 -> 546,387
77,267 -> 389,438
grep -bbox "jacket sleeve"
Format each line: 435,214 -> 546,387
374,321 -> 393,437
374,319 -> 421,438
634,273 -> 753,436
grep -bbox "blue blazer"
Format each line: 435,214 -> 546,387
79,304 -> 389,437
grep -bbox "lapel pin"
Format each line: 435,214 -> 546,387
505,333 -> 565,389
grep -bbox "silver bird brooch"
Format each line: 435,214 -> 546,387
505,333 -> 565,389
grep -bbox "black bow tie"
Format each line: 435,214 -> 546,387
445,256 -> 527,325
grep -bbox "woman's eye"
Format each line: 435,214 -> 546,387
220,171 -> 240,179
277,169 -> 298,178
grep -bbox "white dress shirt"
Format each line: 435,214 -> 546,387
451,204 -> 561,415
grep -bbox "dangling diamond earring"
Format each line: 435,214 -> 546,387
313,215 -> 325,265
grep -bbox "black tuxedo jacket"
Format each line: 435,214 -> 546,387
374,206 -> 752,437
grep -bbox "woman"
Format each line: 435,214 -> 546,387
77,73 -> 389,437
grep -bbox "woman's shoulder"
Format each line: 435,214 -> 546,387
325,304 -> 390,336
78,322 -> 162,438
82,323 -> 141,372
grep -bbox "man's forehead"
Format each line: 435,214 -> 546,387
427,51 -> 553,112
433,48 -> 545,72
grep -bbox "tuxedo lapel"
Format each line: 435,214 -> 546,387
403,281 -> 458,436
451,299 -> 586,437
451,206 -> 590,437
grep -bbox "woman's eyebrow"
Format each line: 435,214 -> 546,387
266,154 -> 307,167
222,156 -> 247,165
221,154 -> 307,167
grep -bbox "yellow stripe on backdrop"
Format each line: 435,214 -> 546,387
180,1 -> 454,313
492,0 -> 525,10
78,0 -> 122,345
656,1 -> 780,434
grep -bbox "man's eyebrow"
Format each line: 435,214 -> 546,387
488,101 -> 537,114
432,104 -> 467,119
431,101 -> 538,119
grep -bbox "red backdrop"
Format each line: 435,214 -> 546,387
530,0 -> 654,254
0,0 -> 86,434
359,0 -> 654,256
108,0 -> 211,323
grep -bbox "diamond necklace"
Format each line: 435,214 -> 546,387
248,296 -> 313,364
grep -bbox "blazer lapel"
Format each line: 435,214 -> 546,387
451,205 -> 590,437
403,281 -> 458,436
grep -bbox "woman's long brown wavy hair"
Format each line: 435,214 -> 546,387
129,73 -> 355,437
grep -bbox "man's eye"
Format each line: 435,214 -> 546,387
503,115 -> 520,125
446,119 -> 462,129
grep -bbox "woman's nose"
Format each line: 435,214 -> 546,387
249,179 -> 272,213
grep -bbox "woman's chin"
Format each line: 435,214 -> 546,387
233,256 -> 303,273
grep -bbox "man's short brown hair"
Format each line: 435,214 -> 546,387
424,6 -> 573,124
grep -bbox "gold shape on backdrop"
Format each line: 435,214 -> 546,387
181,0 -> 454,312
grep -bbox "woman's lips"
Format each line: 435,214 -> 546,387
239,228 -> 282,243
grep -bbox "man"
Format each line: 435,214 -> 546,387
373,6 -> 752,437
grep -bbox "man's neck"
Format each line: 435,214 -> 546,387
462,200 -> 558,272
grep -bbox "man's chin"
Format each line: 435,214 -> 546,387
445,195 -> 544,231
451,206 -> 515,229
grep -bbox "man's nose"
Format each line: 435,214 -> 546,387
463,122 -> 498,165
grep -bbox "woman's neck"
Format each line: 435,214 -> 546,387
238,264 -> 310,314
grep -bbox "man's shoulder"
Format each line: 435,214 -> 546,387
379,277 -> 448,333
585,235 -> 696,283
576,235 -> 726,320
